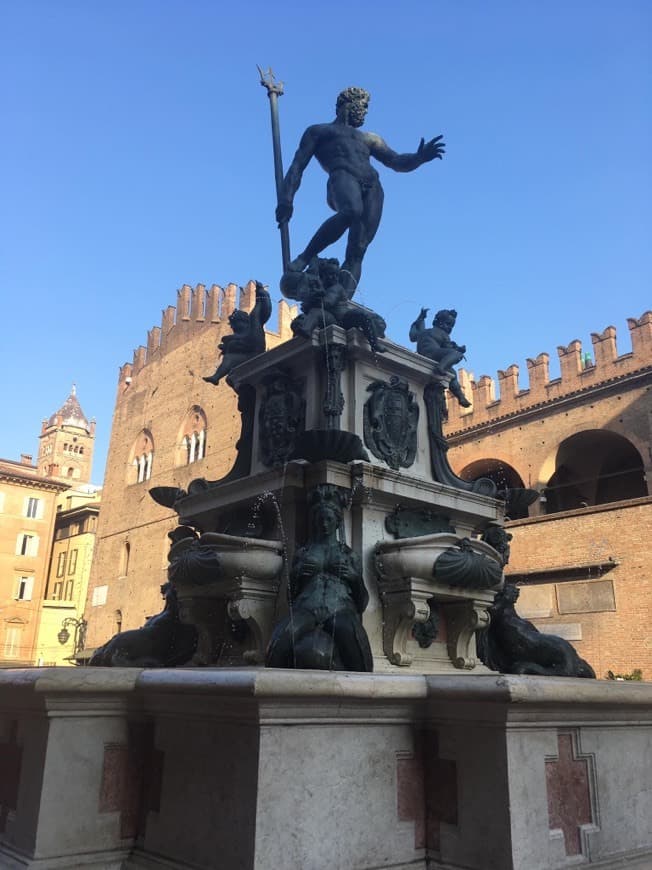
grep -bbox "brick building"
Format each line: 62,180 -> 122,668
445,311 -> 652,679
83,281 -> 295,650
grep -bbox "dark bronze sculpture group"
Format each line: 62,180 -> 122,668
90,85 -> 593,681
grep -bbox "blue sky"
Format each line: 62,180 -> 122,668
1,0 -> 650,483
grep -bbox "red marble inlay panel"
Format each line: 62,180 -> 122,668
397,730 -> 457,852
0,721 -> 23,833
99,743 -> 128,813
397,745 -> 426,847
98,720 -> 164,841
546,731 -> 594,856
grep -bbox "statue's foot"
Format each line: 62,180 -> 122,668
202,374 -> 220,385
287,256 -> 308,273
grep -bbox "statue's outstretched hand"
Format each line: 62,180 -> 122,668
419,307 -> 429,320
417,135 -> 445,163
276,202 -> 293,226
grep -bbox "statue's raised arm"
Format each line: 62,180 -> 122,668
365,133 -> 445,173
277,87 -> 446,288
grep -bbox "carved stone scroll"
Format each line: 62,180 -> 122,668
445,601 -> 490,670
323,343 -> 346,429
380,589 -> 432,667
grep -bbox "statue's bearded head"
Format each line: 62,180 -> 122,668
336,87 -> 370,128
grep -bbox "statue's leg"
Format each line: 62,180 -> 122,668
327,611 -> 374,672
292,171 -> 363,270
203,358 -> 228,385
203,353 -> 248,386
448,375 -> 471,408
439,349 -> 464,371
265,609 -> 316,668
343,182 -> 384,284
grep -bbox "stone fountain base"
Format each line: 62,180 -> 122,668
1,668 -> 650,870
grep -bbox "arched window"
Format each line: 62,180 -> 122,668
176,407 -> 207,466
543,430 -> 646,514
114,610 -> 123,634
120,541 -> 131,576
129,430 -> 154,484
458,459 -> 530,520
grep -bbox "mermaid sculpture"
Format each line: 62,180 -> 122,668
266,484 -> 373,671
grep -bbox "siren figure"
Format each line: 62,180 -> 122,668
266,484 -> 373,671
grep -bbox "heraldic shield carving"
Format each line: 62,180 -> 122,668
363,376 -> 419,470
259,371 -> 305,468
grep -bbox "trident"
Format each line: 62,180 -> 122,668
258,66 -> 291,273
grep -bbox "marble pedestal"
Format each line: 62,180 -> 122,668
1,668 -> 651,870
167,324 -> 506,674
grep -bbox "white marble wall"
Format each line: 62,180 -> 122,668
1,668 -> 650,870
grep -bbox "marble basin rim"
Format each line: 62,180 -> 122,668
171,531 -> 285,582
374,531 -> 501,582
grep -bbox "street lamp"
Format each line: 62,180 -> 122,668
57,616 -> 87,663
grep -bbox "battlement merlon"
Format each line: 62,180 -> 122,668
117,281 -> 297,384
445,311 -> 652,430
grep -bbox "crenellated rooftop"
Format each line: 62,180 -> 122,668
118,281 -> 297,382
446,311 -> 652,433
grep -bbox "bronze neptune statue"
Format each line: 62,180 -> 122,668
276,87 -> 445,287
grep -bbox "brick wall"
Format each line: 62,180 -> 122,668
505,498 -> 652,679
445,311 -> 652,680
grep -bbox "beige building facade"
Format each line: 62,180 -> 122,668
0,458 -> 67,666
0,386 -> 98,666
34,486 -> 101,665
84,281 -> 295,650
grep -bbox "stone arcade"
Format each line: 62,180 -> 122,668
0,83 -> 650,870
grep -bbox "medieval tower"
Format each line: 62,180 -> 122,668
37,384 -> 95,485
